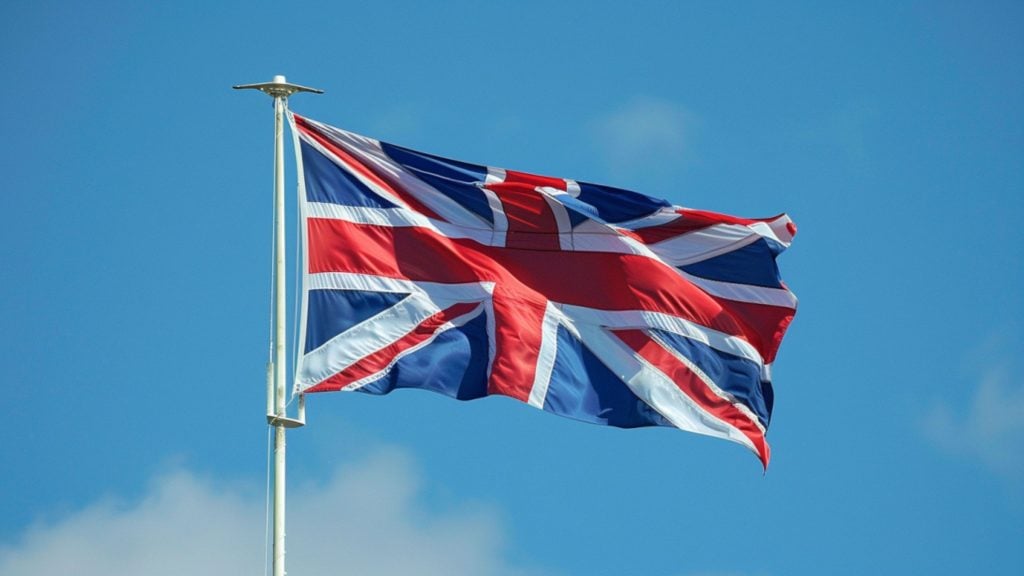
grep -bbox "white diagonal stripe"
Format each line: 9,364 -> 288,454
299,120 -> 492,229
558,305 -> 766,369
650,224 -> 763,267
680,271 -> 798,308
574,323 -> 759,455
647,331 -> 766,435
341,303 -> 486,392
297,293 -> 442,390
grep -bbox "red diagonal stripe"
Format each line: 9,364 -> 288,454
615,329 -> 770,467
305,301 -> 481,393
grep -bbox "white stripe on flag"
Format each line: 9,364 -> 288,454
299,120 -> 492,229
341,304 -> 485,392
680,271 -> 798,308
527,302 -> 567,409
649,224 -> 763,267
575,323 -> 759,454
297,292 -> 442,390
558,305 -> 766,370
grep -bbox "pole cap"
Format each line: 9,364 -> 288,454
234,75 -> 324,98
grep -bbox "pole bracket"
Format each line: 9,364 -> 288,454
267,414 -> 305,428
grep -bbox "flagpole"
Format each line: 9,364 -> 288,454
234,75 -> 322,576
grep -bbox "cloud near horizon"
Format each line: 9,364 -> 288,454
923,364 -> 1024,483
0,449 -> 544,576
589,96 -> 692,178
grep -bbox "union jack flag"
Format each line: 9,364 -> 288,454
291,113 -> 797,467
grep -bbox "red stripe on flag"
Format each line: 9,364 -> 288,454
484,180 -> 562,250
305,301 -> 481,393
306,218 -> 481,284
501,170 -> 567,190
485,294 -> 546,401
306,218 -> 785,361
706,295 -> 795,364
615,329 -> 770,467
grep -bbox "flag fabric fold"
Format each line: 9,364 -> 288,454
290,112 -> 797,467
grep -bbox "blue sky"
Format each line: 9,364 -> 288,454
1,1 -> 1022,575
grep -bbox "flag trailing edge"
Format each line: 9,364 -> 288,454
288,112 -> 797,468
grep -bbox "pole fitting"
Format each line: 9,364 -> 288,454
233,75 -> 324,98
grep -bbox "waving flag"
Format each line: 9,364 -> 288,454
290,113 -> 797,467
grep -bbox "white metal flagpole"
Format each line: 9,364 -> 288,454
234,75 -> 322,576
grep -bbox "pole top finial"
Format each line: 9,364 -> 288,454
233,75 -> 324,98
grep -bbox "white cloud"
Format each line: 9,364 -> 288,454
0,449 -> 544,576
923,365 -> 1024,481
590,96 -> 692,177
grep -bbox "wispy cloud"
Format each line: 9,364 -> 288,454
369,104 -> 427,142
923,363 -> 1024,482
589,96 -> 692,178
0,449 -> 544,576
